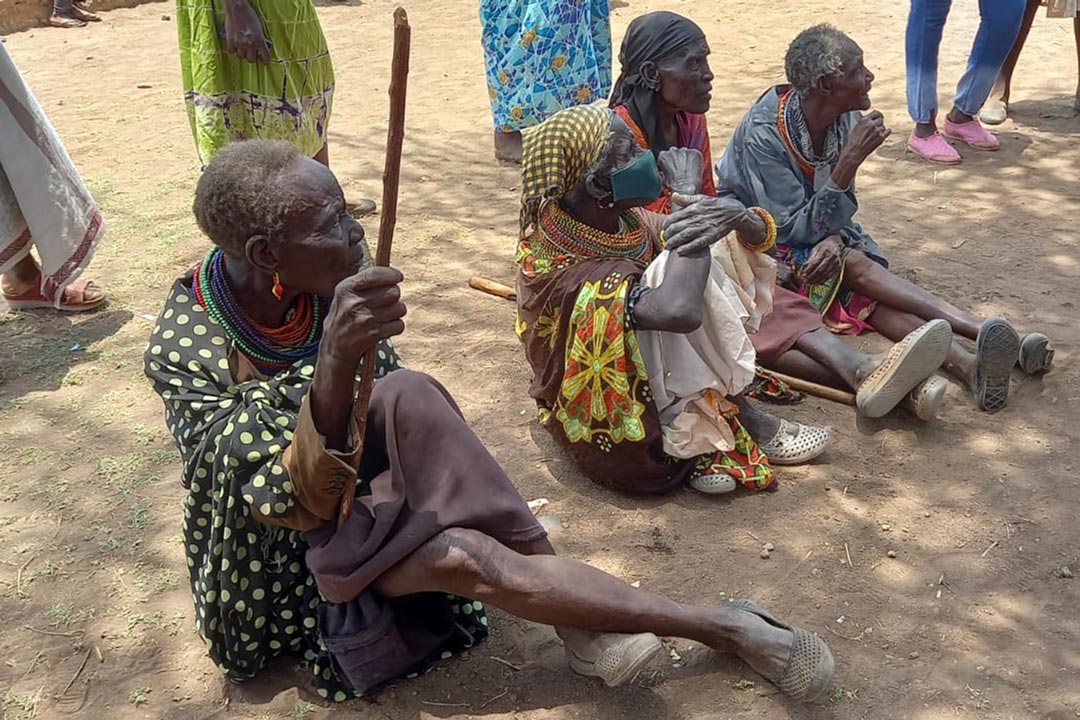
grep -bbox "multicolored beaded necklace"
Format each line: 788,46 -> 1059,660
537,201 -> 654,263
776,88 -> 842,184
192,248 -> 329,373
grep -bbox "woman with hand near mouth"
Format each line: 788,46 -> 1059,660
716,24 -> 1052,412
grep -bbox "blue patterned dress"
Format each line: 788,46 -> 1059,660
481,0 -> 612,132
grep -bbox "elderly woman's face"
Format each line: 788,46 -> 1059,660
656,40 -> 714,114
274,158 -> 368,297
829,45 -> 875,112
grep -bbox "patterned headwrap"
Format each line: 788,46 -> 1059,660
519,104 -> 614,238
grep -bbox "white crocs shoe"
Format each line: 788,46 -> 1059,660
759,418 -> 831,466
689,473 -> 738,495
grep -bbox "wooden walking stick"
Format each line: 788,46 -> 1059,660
769,371 -> 856,406
339,8 -> 412,526
469,276 -> 517,301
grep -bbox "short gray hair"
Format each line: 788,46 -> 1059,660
785,24 -> 858,97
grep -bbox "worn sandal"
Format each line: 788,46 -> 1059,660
728,599 -> 834,702
566,632 -> 663,687
689,473 -> 737,495
3,278 -> 106,312
758,418 -> 831,466
899,375 -> 947,422
1018,332 -> 1054,375
973,317 -> 1020,412
856,319 -> 951,418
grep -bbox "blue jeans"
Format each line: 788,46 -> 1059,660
905,0 -> 1025,122
54,0 -> 73,11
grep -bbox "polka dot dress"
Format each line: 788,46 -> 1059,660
145,276 -> 489,701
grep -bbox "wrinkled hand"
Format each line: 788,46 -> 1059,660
663,194 -> 752,256
320,267 -> 407,368
843,111 -> 890,164
224,1 -> 271,64
656,148 -> 704,196
801,235 -> 844,285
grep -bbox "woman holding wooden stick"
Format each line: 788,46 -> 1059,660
145,139 -> 835,703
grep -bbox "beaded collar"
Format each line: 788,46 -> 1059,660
192,248 -> 329,373
776,88 -> 841,183
536,201 -> 654,263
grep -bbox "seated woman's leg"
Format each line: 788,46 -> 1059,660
769,348 -> 848,388
373,527 -> 810,688
784,327 -> 882,390
868,304 -> 973,386
842,251 -> 982,340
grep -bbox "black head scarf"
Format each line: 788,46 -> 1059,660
609,12 -> 707,157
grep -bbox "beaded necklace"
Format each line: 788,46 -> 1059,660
776,88 -> 841,184
537,201 -> 654,263
192,248 -> 328,373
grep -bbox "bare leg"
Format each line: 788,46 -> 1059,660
374,527 -> 795,679
730,393 -> 780,440
1074,15 -> 1080,110
986,0 -> 1041,112
789,327 -> 883,389
869,304 -> 974,388
770,348 -> 849,389
842,251 -> 983,340
493,131 -> 523,164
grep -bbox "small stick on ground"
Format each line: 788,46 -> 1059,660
22,625 -> 83,638
746,530 -> 762,543
481,688 -> 510,709
16,554 -> 37,597
489,656 -> 522,671
845,542 -> 854,568
980,540 -> 999,558
421,700 -> 470,708
61,646 -> 93,696
19,650 -> 43,680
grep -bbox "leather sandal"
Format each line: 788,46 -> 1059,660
728,599 -> 834,702
3,278 -> 105,312
758,418 -> 831,466
566,632 -> 663,687
856,319 -> 951,418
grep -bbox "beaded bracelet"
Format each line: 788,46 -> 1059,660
737,206 -> 778,253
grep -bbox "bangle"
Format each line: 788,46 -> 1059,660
736,207 -> 777,253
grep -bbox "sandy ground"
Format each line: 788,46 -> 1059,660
1,1 -> 1079,718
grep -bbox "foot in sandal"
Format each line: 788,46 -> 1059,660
3,276 -> 106,312
855,319 -> 952,418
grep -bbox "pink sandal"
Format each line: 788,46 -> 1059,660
906,130 -> 961,165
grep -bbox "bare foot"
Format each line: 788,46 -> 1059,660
493,131 -> 522,164
705,604 -> 793,680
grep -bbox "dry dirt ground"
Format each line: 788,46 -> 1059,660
1,1 -> 1079,719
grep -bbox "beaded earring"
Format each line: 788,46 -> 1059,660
272,273 -> 284,301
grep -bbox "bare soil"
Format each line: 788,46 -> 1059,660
1,1 -> 1078,719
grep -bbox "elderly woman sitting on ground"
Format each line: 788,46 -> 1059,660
515,104 -> 950,497
606,10 -> 957,421
716,24 -> 1053,412
144,139 -> 835,704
